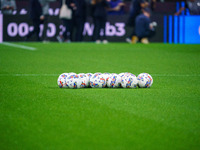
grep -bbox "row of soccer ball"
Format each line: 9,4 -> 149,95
58,72 -> 153,89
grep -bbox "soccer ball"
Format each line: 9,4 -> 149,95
137,73 -> 153,88
66,74 -> 80,89
107,74 -> 121,88
78,73 -> 89,88
121,74 -> 138,88
86,73 -> 93,80
90,74 -> 106,88
57,73 -> 69,88
102,73 -> 112,85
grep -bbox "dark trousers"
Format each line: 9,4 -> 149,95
138,30 -> 156,41
73,17 -> 85,42
127,16 -> 137,39
129,16 -> 136,39
41,15 -> 49,41
62,19 -> 72,40
93,17 -> 106,41
27,18 -> 41,41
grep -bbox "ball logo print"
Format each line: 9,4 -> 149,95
110,77 -> 117,88
90,81 -> 99,88
80,82 -> 86,88
74,82 -> 77,89
100,77 -> 106,88
59,80 -> 63,88
126,78 -> 132,88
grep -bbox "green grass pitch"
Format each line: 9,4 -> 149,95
0,42 -> 200,150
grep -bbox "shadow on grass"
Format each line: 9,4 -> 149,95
49,86 -> 154,90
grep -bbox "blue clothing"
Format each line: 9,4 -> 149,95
135,14 -> 152,38
108,0 -> 124,15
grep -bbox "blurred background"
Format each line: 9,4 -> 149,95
0,0 -> 200,43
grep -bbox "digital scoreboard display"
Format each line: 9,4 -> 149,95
184,16 -> 200,44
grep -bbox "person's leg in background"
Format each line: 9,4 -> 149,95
26,18 -> 41,41
126,16 -> 138,43
57,19 -> 71,42
75,16 -> 85,42
93,17 -> 101,43
41,15 -> 49,42
100,17 -> 107,44
140,30 -> 156,44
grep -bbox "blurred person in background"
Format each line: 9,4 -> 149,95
134,8 -> 156,44
26,0 -> 43,41
91,0 -> 109,44
57,0 -> 75,43
72,0 -> 87,42
146,0 -> 157,11
175,0 -> 200,15
39,0 -> 56,42
1,0 -> 16,15
126,0 -> 149,43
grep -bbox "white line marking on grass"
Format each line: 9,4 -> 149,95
0,74 -> 59,77
2,42 -> 36,51
0,74 -> 200,77
152,74 -> 200,77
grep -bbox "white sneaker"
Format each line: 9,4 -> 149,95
102,40 -> 108,44
43,40 -> 49,43
96,40 -> 101,44
126,38 -> 132,43
56,35 -> 63,43
141,38 -> 149,44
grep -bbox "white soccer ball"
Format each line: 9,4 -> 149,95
90,74 -> 106,88
137,73 -> 153,88
121,75 -> 138,88
86,73 -> 93,80
78,73 -> 89,88
66,74 -> 80,89
107,74 -> 121,88
57,73 -> 69,88
102,73 -> 111,85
